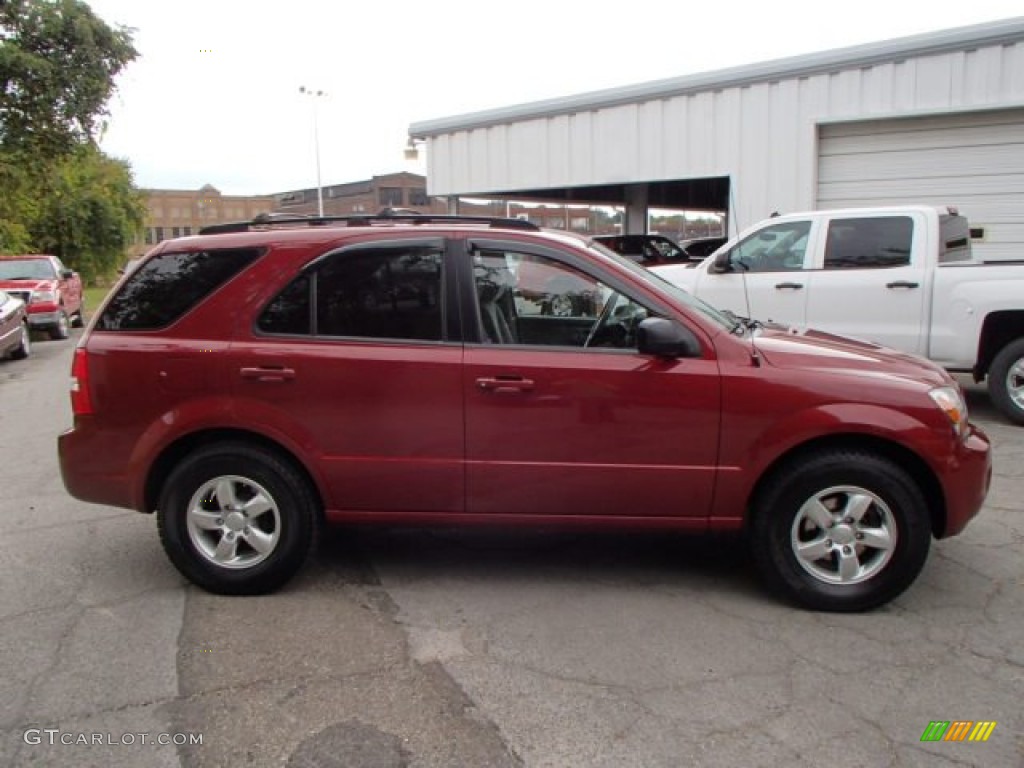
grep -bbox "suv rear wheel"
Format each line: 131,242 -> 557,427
157,442 -> 319,594
751,451 -> 931,612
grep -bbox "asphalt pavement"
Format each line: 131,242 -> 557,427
1,333 -> 1021,767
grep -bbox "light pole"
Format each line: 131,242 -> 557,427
299,86 -> 326,217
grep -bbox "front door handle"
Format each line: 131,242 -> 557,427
475,376 -> 535,395
886,281 -> 920,289
240,366 -> 296,383
775,282 -> 804,290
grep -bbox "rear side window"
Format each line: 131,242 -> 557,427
316,246 -> 443,341
98,248 -> 260,330
257,245 -> 444,342
824,217 -> 913,269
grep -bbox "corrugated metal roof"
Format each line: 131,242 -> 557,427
409,17 -> 1024,138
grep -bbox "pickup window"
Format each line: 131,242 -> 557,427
824,216 -> 913,270
727,221 -> 811,273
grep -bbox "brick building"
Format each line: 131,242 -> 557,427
133,173 -> 637,259
272,172 -> 448,217
132,184 -> 274,257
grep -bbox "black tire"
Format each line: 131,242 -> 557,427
750,451 -> 931,612
988,338 -> 1024,426
71,301 -> 85,328
49,309 -> 70,340
10,320 -> 30,360
157,442 -> 319,595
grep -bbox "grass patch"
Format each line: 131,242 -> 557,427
83,285 -> 113,318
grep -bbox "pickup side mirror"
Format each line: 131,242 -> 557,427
61,269 -> 75,280
637,317 -> 702,359
709,251 -> 732,274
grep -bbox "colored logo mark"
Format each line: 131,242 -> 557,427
920,721 -> 997,742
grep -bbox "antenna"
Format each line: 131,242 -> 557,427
728,179 -> 761,367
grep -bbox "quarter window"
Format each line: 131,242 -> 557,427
824,216 -> 913,269
98,248 -> 261,330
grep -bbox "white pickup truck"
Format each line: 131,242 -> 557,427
653,206 -> 1024,424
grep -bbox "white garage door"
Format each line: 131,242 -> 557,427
817,110 -> 1024,262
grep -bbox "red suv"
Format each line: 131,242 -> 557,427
58,215 -> 991,610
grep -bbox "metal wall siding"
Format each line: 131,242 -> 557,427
422,37 -> 1024,234
818,109 -> 1024,261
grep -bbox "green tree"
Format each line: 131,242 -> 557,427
0,0 -> 140,279
0,0 -> 138,155
31,145 -> 145,281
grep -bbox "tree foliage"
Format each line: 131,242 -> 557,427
0,0 -> 141,281
1,0 -> 137,155
31,145 -> 145,278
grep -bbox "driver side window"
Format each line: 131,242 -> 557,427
728,220 -> 812,273
471,249 -> 648,350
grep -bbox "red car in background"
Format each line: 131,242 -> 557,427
0,254 -> 84,340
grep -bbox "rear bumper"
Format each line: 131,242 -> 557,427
939,424 -> 992,538
58,423 -> 138,512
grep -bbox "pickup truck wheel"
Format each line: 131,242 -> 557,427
751,451 -> 931,612
157,442 -> 319,595
988,339 -> 1024,425
10,320 -> 31,359
49,310 -> 70,340
71,302 -> 85,328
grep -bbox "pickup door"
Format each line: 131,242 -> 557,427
703,212 -> 928,355
804,212 -> 928,355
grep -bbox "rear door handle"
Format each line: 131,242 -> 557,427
476,376 -> 535,395
240,366 -> 296,383
775,282 -> 804,290
886,281 -> 920,289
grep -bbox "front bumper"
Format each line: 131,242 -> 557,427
940,423 -> 992,538
27,309 -> 62,329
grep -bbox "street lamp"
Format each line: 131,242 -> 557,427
299,86 -> 326,217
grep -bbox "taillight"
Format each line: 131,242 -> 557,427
70,347 -> 94,416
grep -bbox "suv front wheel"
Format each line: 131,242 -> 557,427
157,442 -> 319,594
751,451 -> 931,612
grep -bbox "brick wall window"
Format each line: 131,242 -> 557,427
408,188 -> 429,206
379,187 -> 404,206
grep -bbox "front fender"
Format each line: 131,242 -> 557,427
711,401 -> 947,522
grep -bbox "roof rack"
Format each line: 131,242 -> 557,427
198,213 -> 540,235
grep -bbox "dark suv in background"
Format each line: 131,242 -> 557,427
59,214 -> 990,611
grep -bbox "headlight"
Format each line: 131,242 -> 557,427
929,386 -> 968,437
31,289 -> 57,303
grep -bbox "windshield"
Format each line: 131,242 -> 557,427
586,241 -> 736,331
0,259 -> 55,280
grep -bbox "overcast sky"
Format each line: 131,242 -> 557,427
86,0 -> 1022,196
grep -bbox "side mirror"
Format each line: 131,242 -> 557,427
637,317 -> 702,359
709,251 -> 732,274
61,269 -> 74,280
